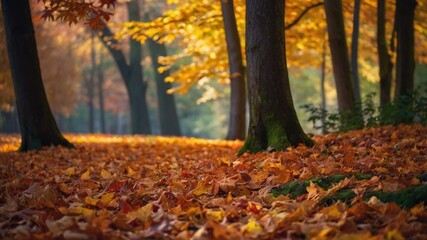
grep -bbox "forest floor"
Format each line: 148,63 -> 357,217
0,124 -> 426,239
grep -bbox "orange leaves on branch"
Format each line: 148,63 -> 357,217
37,0 -> 116,29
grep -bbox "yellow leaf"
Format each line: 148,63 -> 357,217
100,192 -> 115,204
67,207 -> 95,217
127,203 -> 153,222
320,205 -> 343,220
126,166 -> 136,176
193,180 -> 211,196
80,170 -> 90,180
219,157 -> 231,166
205,209 -> 225,222
242,218 -> 263,238
385,229 -> 404,240
84,196 -> 99,206
63,167 -> 75,175
101,169 -> 112,179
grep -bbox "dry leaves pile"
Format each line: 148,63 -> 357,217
1,124 -> 426,239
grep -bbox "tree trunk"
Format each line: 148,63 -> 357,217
320,37 -> 327,134
394,0 -> 416,99
1,0 -> 72,151
146,39 -> 181,136
221,0 -> 246,140
97,53 -> 106,133
377,0 -> 393,106
239,0 -> 313,155
88,33 -> 96,133
98,0 -> 151,134
127,0 -> 151,134
351,0 -> 361,102
324,0 -> 356,112
0,109 -> 19,133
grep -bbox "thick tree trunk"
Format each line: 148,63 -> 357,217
221,0 -> 246,140
239,0 -> 313,155
324,0 -> 356,112
126,0 -> 151,134
97,54 -> 106,133
394,0 -> 416,99
1,0 -> 72,151
146,39 -> 181,136
351,0 -> 361,102
377,0 -> 393,106
98,0 -> 151,134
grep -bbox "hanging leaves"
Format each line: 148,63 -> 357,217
37,0 -> 116,29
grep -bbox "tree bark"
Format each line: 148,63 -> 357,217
146,39 -> 181,136
351,0 -> 361,102
394,0 -> 416,99
324,0 -> 356,112
221,0 -> 246,140
239,0 -> 313,155
1,0 -> 72,151
320,37 -> 327,134
377,0 -> 392,106
98,0 -> 151,134
88,33 -> 96,133
97,52 -> 106,133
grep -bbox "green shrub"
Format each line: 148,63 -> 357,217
302,91 -> 427,133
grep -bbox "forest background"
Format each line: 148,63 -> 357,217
1,0 -> 426,139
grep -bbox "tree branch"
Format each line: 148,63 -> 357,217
98,21 -> 131,86
285,2 -> 324,30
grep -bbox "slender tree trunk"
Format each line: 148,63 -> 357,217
1,0 -> 72,151
99,0 -> 151,134
324,0 -> 356,112
0,109 -> 19,133
239,0 -> 313,155
88,33 -> 96,133
377,0 -> 393,106
221,0 -> 246,140
394,0 -> 416,99
351,0 -> 361,102
97,52 -> 106,133
146,39 -> 181,136
320,38 -> 327,134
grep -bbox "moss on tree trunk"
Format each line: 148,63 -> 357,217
239,0 -> 313,156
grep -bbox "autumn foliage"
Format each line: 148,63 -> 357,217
38,0 -> 116,29
1,124 -> 426,239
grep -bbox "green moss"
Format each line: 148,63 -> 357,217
237,134 -> 265,156
319,188 -> 356,206
272,174 -> 372,198
266,121 -> 290,151
363,185 -> 427,208
319,185 -> 427,208
272,181 -> 308,198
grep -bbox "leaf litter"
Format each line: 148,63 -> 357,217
0,124 -> 426,239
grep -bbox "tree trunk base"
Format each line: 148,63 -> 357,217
20,135 -> 74,152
